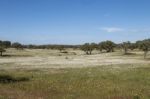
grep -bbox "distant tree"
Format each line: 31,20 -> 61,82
0,48 -> 6,56
97,43 -> 103,52
81,43 -> 90,55
99,41 -> 115,52
12,42 -> 23,50
89,43 -> 97,54
138,39 -> 150,59
105,41 -> 115,52
99,42 -> 106,52
2,41 -> 11,48
0,40 -> 2,47
81,43 -> 96,55
121,41 -> 131,54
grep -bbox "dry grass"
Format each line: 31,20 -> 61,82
0,49 -> 150,99
0,49 -> 149,69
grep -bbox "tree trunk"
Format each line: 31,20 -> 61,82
0,51 -> 2,56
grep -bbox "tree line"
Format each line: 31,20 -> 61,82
0,39 -> 150,58
81,39 -> 150,59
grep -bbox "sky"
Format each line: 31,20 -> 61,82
0,0 -> 150,44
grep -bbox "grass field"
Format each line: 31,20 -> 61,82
0,49 -> 150,99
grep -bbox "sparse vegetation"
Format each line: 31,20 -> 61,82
0,38 -> 149,99
0,0 -> 150,98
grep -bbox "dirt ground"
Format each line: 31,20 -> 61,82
0,49 -> 149,69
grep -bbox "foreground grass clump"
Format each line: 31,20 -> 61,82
0,64 -> 150,99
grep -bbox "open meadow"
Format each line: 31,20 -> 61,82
0,48 -> 150,99
1,0 -> 150,99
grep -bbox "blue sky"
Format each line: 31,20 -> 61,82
0,0 -> 150,44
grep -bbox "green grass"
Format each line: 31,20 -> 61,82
0,64 -> 150,99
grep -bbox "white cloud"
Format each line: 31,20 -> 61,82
99,26 -> 150,33
100,27 -> 124,33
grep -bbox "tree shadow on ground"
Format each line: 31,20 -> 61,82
123,52 -> 137,55
0,75 -> 30,84
0,55 -> 32,57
